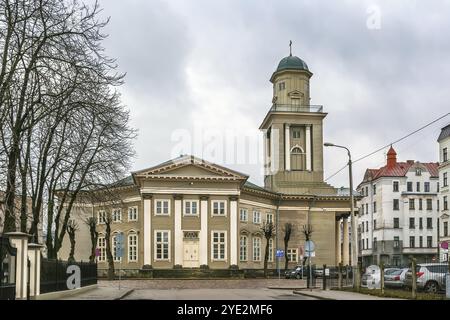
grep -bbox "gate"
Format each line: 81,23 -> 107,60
0,236 -> 17,300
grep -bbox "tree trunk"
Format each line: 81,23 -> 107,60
264,240 -> 270,277
105,220 -> 115,280
284,239 -> 289,271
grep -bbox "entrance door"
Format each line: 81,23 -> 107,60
183,241 -> 199,268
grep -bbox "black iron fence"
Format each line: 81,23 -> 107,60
0,236 -> 17,300
40,258 -> 97,294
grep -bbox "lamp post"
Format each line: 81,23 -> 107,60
324,142 -> 360,289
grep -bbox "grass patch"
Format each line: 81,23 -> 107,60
336,287 -> 447,300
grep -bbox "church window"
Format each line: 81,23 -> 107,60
278,82 -> 285,91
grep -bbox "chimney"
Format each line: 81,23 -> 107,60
387,145 -> 397,168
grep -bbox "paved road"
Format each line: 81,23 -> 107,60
123,288 -> 316,300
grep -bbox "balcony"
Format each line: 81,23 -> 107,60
269,104 -> 324,113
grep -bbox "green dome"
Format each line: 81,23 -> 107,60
276,55 -> 309,72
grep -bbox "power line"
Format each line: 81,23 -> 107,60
324,112 -> 450,181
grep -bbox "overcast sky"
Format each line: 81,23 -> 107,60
94,0 -> 450,188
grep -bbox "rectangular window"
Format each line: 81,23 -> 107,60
212,201 -> 226,215
366,221 -> 368,232
409,199 -> 415,210
112,208 -> 122,222
366,238 -> 369,249
373,238 -> 377,250
393,199 -> 399,210
112,234 -> 122,262
444,196 -> 448,211
268,238 -> 274,262
416,182 -> 421,192
426,199 -> 432,211
287,249 -> 298,263
361,205 -> 364,215
253,237 -> 261,261
239,208 -> 248,222
128,234 -> 138,262
97,210 -> 106,224
424,182 -> 430,192
97,237 -> 106,262
427,217 -> 432,229
407,182 -> 413,192
444,222 -> 448,237
444,147 -> 448,162
373,219 -> 377,230
419,217 -> 423,229
184,200 -> 198,215
292,129 -> 301,139
419,199 -> 423,210
373,201 -> 377,213
393,218 -> 399,229
409,218 -> 415,229
212,231 -> 226,260
278,82 -> 285,91
393,236 -> 400,248
444,172 -> 448,187
128,206 -> 138,221
427,236 -> 432,248
393,181 -> 399,192
416,168 -> 422,176
155,200 -> 170,215
253,211 -> 261,224
409,236 -> 415,248
373,184 -> 376,195
239,236 -> 247,261
419,236 -> 423,248
266,213 -> 274,224
155,231 -> 170,260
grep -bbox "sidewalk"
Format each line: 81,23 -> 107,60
293,289 -> 403,300
61,285 -> 133,300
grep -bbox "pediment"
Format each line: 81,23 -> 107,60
440,213 -> 450,219
133,155 -> 248,181
288,90 -> 304,98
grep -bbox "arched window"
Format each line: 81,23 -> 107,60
291,146 -> 305,171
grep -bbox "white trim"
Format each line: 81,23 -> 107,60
287,248 -> 299,263
200,199 -> 208,265
143,198 -> 151,265
285,124 -> 291,171
112,208 -> 122,223
183,199 -> 200,216
141,187 -> 240,195
127,233 -> 138,263
305,125 -> 312,171
239,235 -> 248,262
239,199 -> 277,210
211,230 -> 227,261
128,206 -> 139,221
154,199 -> 171,216
290,145 -> 305,153
154,230 -> 171,261
239,208 -> 248,222
211,200 -> 227,216
253,210 -> 262,224
252,236 -> 262,262
123,196 -> 142,203
174,199 -> 183,265
230,199 -> 238,265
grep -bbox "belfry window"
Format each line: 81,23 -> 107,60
291,146 -> 305,171
278,82 -> 285,91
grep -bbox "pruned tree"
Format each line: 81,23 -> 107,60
86,216 -> 98,263
302,224 -> 314,266
261,221 -> 275,277
104,212 -> 115,280
283,222 -> 293,271
67,219 -> 78,263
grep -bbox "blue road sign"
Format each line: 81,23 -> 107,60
276,250 -> 284,258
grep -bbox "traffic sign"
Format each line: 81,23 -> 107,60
305,240 -> 315,252
276,250 -> 284,258
305,251 -> 315,257
115,233 -> 124,258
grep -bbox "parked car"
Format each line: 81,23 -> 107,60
361,265 -> 381,289
384,268 -> 408,288
285,266 -> 305,279
314,268 -> 324,278
404,263 -> 448,293
384,268 -> 401,276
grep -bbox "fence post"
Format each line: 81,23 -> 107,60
323,264 -> 327,290
411,258 -> 417,299
380,262 -> 384,295
338,263 -> 342,289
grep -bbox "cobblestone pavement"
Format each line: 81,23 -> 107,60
98,279 -> 307,290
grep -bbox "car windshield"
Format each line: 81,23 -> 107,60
390,270 -> 403,275
385,269 -> 400,275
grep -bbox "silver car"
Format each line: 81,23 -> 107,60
404,263 -> 448,293
384,268 -> 408,288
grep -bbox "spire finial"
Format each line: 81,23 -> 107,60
289,40 -> 292,56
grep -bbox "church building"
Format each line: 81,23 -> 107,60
61,50 -> 356,273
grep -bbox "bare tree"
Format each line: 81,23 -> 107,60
302,224 -> 314,265
66,219 -> 78,263
86,216 -> 98,263
104,212 -> 115,280
261,221 -> 275,277
283,222 -> 293,271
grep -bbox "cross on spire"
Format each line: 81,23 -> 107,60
289,40 -> 292,56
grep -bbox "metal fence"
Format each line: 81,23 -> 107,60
0,236 -> 17,300
40,258 -> 97,294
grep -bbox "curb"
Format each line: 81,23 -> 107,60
292,290 -> 335,300
267,287 -> 307,290
34,284 -> 98,300
115,289 -> 134,300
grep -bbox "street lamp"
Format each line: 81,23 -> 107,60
324,142 -> 360,289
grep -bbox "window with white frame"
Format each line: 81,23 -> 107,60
97,237 -> 106,262
253,237 -> 261,261
253,211 -> 261,224
112,208 -> 122,222
184,200 -> 199,215
155,230 -> 170,260
112,234 -> 122,262
212,201 -> 226,215
268,238 -> 273,262
155,200 -> 170,215
239,208 -> 248,222
212,231 -> 226,260
128,233 -> 138,262
128,206 -> 138,221
97,210 -> 106,224
239,235 -> 247,261
287,249 -> 298,263
266,213 -> 274,224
